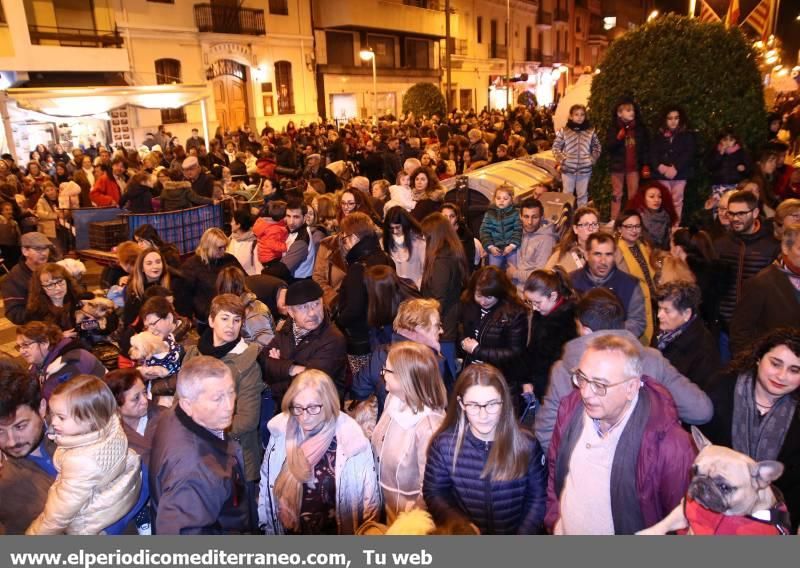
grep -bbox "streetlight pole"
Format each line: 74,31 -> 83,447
506,0 -> 511,109
359,48 -> 378,124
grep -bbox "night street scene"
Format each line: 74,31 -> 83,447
0,0 -> 799,543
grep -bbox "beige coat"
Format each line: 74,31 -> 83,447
370,394 -> 445,524
312,234 -> 348,309
26,414 -> 141,535
35,196 -> 59,239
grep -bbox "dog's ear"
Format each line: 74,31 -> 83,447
691,426 -> 712,452
750,461 -> 785,489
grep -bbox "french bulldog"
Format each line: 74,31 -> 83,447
638,426 -> 787,535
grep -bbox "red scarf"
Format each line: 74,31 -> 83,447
618,118 -> 637,173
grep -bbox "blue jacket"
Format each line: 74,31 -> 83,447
423,427 -> 546,534
479,205 -> 522,249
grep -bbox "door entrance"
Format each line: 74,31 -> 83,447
208,59 -> 249,132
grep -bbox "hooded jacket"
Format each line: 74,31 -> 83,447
479,204 -> 522,250
35,337 -> 107,400
258,412 -> 381,535
545,379 -> 696,534
534,329 -> 714,452
552,121 -> 601,175
159,180 -> 213,212
184,338 -> 264,482
226,230 -> 263,276
27,415 -> 142,535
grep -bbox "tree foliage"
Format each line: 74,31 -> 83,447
587,14 -> 766,222
402,82 -> 447,118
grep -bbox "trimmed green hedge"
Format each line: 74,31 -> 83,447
402,82 -> 447,118
587,14 -> 766,223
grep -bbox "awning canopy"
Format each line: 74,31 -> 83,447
5,84 -> 209,117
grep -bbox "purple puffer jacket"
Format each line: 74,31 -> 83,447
545,378 -> 696,534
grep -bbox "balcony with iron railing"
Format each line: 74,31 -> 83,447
490,43 -> 507,59
537,11 -> 552,29
554,8 -> 569,23
194,3 -> 266,36
27,24 -> 123,48
542,53 -> 554,66
444,37 -> 468,56
313,0 -> 447,38
525,48 -> 542,62
588,15 -> 607,41
555,50 -> 569,63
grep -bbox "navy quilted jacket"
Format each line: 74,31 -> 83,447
423,427 -> 546,534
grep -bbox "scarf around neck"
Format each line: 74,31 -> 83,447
657,314 -> 695,351
731,373 -> 797,462
274,417 -> 337,531
567,119 -> 592,131
618,118 -> 638,172
197,328 -> 239,359
640,207 -> 672,249
775,256 -> 800,293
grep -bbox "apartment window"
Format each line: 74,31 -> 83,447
477,16 -> 482,43
490,19 -> 497,45
538,31 -> 544,49
555,30 -> 560,53
525,26 -> 532,51
576,47 -> 581,66
268,0 -> 289,15
275,61 -> 295,114
406,38 -> 430,69
366,35 -> 396,69
155,58 -> 186,123
576,17 -> 582,33
326,31 -> 355,66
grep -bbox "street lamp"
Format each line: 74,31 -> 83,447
360,48 -> 377,123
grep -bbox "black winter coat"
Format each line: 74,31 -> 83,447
460,300 -> 528,390
335,235 -> 393,355
119,182 -> 154,213
1,261 -> 33,325
423,427 -> 546,534
178,253 -> 244,321
526,300 -> 578,400
260,317 -> 347,407
149,406 -> 255,534
650,128 -> 695,181
421,252 -> 465,342
701,374 -> 800,533
658,316 -> 720,391
707,146 -> 752,186
605,121 -> 649,173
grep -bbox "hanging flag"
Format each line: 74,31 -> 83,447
725,0 -> 740,28
743,0 -> 773,39
698,0 -> 721,23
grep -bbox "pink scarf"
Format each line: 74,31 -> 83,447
274,416 -> 337,531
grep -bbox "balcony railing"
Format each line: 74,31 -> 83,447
555,50 -> 569,63
525,48 -> 542,62
28,25 -> 123,48
382,0 -> 444,9
444,38 -> 468,56
554,8 -> 569,23
537,11 -> 552,28
194,3 -> 266,36
589,16 -> 606,37
490,43 -> 507,59
542,53 -> 554,66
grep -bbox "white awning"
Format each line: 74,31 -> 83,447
5,84 -> 209,118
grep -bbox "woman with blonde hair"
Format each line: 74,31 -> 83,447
179,227 -> 243,329
423,363 -> 546,534
258,369 -> 380,535
371,342 -> 446,523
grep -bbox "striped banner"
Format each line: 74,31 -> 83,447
743,0 -> 772,39
699,0 -> 721,23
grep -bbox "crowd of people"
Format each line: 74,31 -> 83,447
0,95 -> 799,536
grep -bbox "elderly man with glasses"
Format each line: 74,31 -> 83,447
1,232 -> 55,325
181,156 -> 215,198
545,334 -> 696,535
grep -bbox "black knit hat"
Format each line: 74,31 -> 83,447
285,279 -> 323,306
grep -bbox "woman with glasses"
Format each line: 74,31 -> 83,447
614,209 -> 656,345
701,328 -> 800,532
423,363 -> 546,534
259,369 -> 380,535
459,266 -> 528,403
370,342 -> 446,525
523,267 -> 578,401
545,206 -> 600,273
25,263 -> 83,332
15,321 -> 106,401
336,188 -> 378,226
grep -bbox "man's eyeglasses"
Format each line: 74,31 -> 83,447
571,368 -> 636,397
289,404 -> 323,416
727,208 -> 757,219
14,341 -> 38,352
41,278 -> 65,290
576,222 -> 600,229
459,398 -> 503,416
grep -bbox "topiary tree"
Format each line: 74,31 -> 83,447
587,14 -> 766,223
518,91 -> 538,109
402,82 -> 446,118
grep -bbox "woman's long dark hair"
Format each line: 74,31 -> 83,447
364,265 -> 419,328
728,328 -> 800,381
461,265 -> 524,307
133,224 -> 166,248
383,206 -> 423,257
523,266 -> 575,303
26,263 -> 81,330
420,213 -> 467,291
